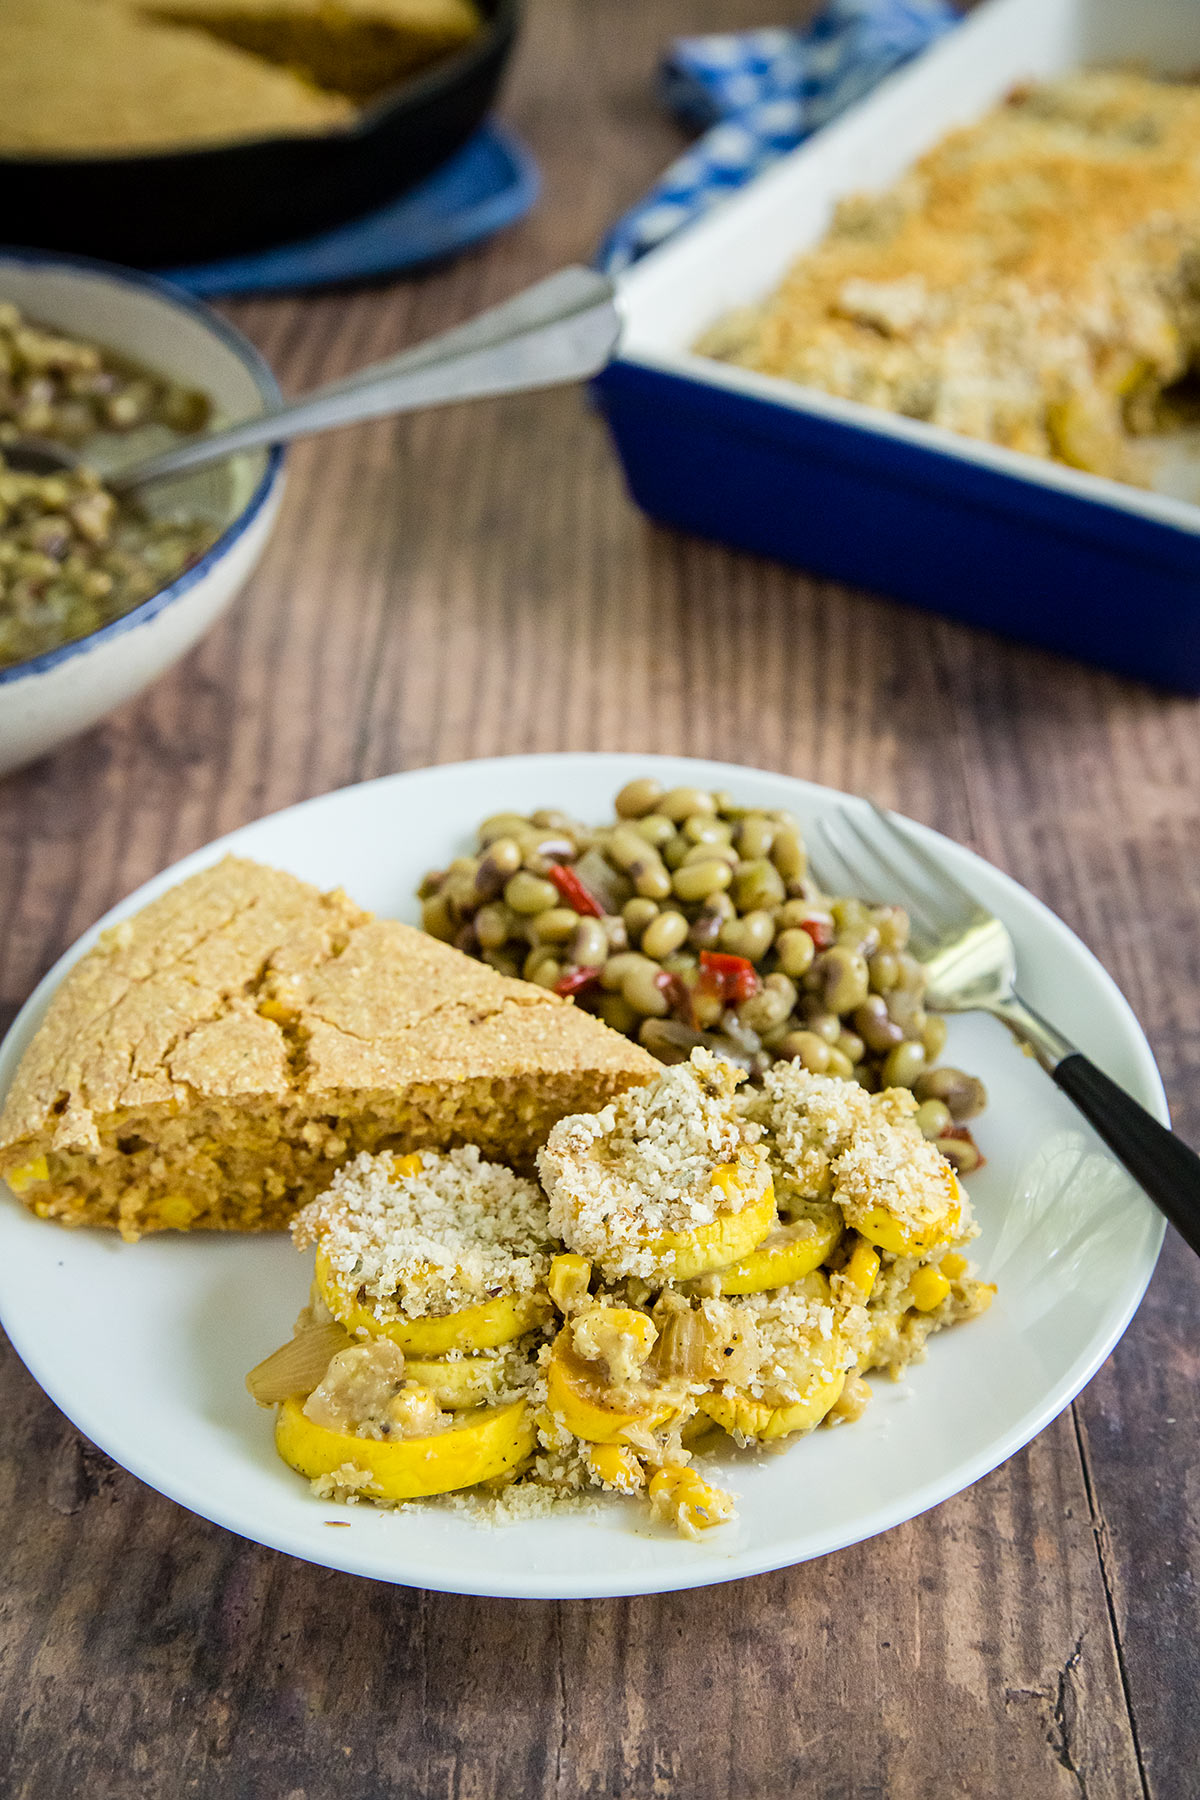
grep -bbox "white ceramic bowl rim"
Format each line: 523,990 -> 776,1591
0,246 -> 284,689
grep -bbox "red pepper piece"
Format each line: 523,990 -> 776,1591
798,914 -> 834,950
698,951 -> 760,1004
548,864 -> 603,918
554,967 -> 601,999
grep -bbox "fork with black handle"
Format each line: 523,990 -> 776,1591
815,801 -> 1200,1258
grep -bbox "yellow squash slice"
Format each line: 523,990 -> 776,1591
853,1171 -> 964,1258
402,1353 -> 514,1409
638,1166 -> 776,1283
315,1249 -> 550,1354
546,1319 -> 678,1444
703,1201 -> 842,1295
275,1395 -> 535,1500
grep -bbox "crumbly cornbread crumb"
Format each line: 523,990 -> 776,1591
0,856 -> 658,1238
538,1049 -> 766,1278
295,1147 -> 551,1320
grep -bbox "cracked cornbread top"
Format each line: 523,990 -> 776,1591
538,1049 -> 769,1277
0,856 -> 658,1236
698,70 -> 1200,484
294,1147 -> 552,1320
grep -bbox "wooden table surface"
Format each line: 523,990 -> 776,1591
2,3 -> 1198,1795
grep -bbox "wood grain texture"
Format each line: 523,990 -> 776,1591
1,2 -> 1197,1796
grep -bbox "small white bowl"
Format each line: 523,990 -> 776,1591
0,251 -> 286,774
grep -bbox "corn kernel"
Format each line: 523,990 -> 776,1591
941,1253 -> 968,1279
710,1162 -> 748,1202
392,1153 -> 425,1180
255,997 -> 293,1023
844,1239 -> 881,1298
910,1265 -> 951,1312
6,1155 -> 49,1194
648,1465 -> 735,1537
157,1195 -> 197,1228
548,1253 -> 592,1314
587,1443 -> 644,1493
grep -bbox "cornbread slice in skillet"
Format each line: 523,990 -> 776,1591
0,0 -> 351,157
145,0 -> 483,101
0,857 -> 657,1241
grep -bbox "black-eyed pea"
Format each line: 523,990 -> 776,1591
505,870 -> 559,915
921,1015 -> 949,1062
776,898 -> 814,931
642,909 -> 690,960
570,918 -> 610,968
441,860 -> 480,912
881,1041 -> 927,1088
681,840 -> 738,870
778,1030 -> 831,1073
474,902 -> 513,950
533,907 -> 580,945
874,905 -> 911,952
800,1005 -> 842,1044
735,815 -> 775,859
421,893 -> 456,941
662,834 -> 690,871
673,859 -> 733,903
813,945 -> 870,1014
479,811 -> 531,845
770,826 -> 806,881
914,1067 -> 987,1123
473,834 -> 523,899
731,858 -> 786,912
689,910 -> 723,950
885,986 -> 926,1034
621,956 -> 671,1017
737,984 -> 791,1034
615,777 -> 664,819
936,1135 -> 981,1175
632,814 -> 675,847
632,858 -> 673,901
603,914 -> 629,952
719,910 -> 774,961
659,786 -> 715,822
764,970 -> 797,1011
683,813 -> 733,846
524,947 -> 561,985
855,995 -> 904,1053
915,1097 -> 953,1139
837,1028 -> 865,1065
601,951 -> 644,992
775,927 -> 815,979
530,808 -> 578,835
693,990 -> 724,1029
623,896 -> 660,940
481,948 -> 521,979
868,950 -> 900,993
893,950 -> 926,992
598,992 -> 640,1034
825,1047 -> 856,1079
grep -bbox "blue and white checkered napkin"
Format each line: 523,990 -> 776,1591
598,0 -> 957,274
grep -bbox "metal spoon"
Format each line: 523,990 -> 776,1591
2,266 -> 620,491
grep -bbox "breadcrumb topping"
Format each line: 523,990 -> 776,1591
538,1049 -> 766,1277
749,1064 -> 967,1240
293,1146 -> 552,1320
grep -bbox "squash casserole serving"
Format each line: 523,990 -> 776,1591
698,70 -> 1200,487
250,1051 -> 994,1538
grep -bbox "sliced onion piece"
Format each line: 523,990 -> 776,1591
246,1321 -> 353,1405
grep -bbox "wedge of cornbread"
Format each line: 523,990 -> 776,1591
145,0 -> 483,101
0,0 -> 351,156
0,856 -> 657,1240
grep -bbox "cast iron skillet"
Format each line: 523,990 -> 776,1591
0,0 -> 518,268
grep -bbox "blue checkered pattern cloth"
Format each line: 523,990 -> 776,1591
598,0 -> 957,273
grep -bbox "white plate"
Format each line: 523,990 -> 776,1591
0,754 -> 1165,1598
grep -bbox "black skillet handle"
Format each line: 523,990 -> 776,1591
1053,1052 -> 1200,1257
